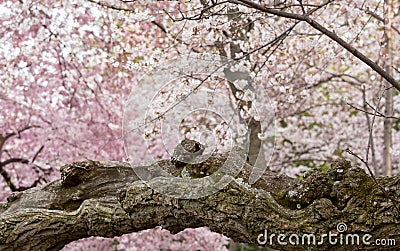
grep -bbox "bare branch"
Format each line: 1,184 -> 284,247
229,0 -> 400,91
346,102 -> 400,120
32,146 -> 44,164
0,158 -> 29,169
86,0 -> 135,12
0,158 -> 29,192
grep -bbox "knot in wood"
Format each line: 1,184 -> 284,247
171,139 -> 205,168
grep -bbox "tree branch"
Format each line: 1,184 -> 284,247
0,158 -> 30,192
0,125 -> 40,155
0,157 -> 399,250
229,0 -> 400,91
0,158 -> 29,169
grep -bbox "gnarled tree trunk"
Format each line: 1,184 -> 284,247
0,157 -> 399,251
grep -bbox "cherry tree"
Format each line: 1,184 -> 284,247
0,0 -> 399,250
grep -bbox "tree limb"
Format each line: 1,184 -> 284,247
0,158 -> 29,192
0,158 -> 399,251
229,0 -> 400,92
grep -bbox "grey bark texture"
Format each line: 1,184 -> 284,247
382,0 -> 394,177
0,156 -> 399,251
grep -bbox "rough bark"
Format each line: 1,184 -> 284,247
0,157 -> 399,251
